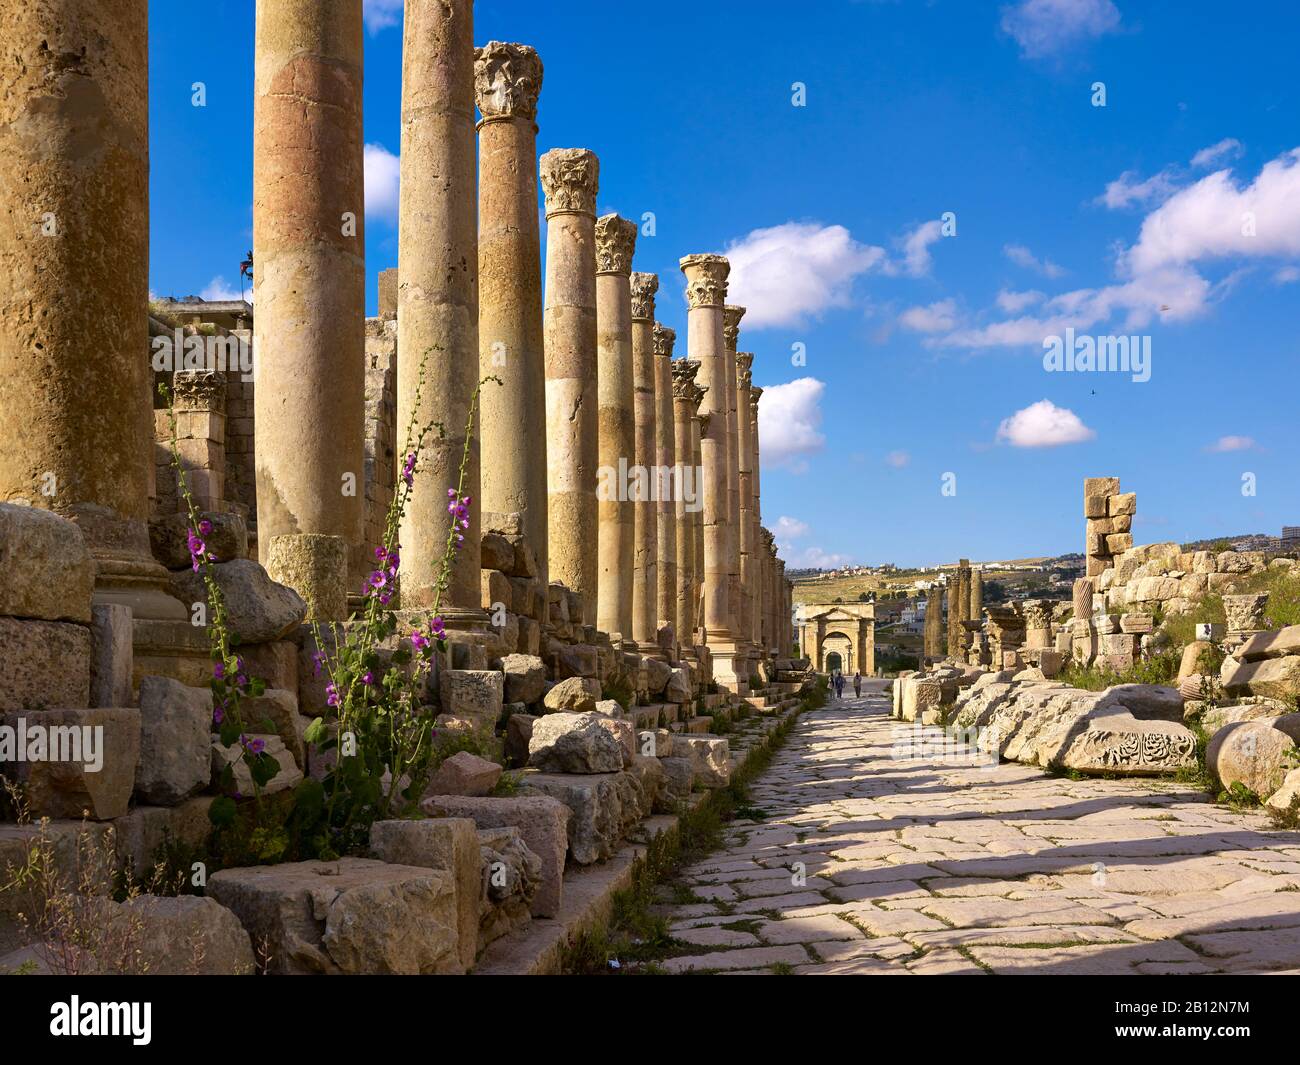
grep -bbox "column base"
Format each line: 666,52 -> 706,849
706,639 -> 751,696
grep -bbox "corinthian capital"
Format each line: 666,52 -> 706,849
652,322 -> 676,357
679,254 -> 729,308
474,41 -> 543,123
736,351 -> 754,373
630,272 -> 658,319
539,148 -> 598,217
723,305 -> 746,351
750,385 -> 763,415
595,214 -> 637,275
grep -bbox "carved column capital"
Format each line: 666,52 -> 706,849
540,147 -> 598,217
474,41 -> 543,124
595,214 -> 637,275
736,351 -> 753,373
670,355 -> 699,399
652,322 -> 676,357
723,305 -> 746,352
630,272 -> 658,319
679,253 -> 729,308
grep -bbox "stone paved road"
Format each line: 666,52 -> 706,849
657,686 -> 1300,974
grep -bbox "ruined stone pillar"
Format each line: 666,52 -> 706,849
749,385 -> 765,654
670,355 -> 698,644
0,2 -> 183,620
779,564 -> 791,656
540,148 -> 599,623
969,568 -> 983,624
629,272 -> 658,649
396,0 -> 483,620
735,354 -> 756,658
758,527 -> 774,654
722,307 -> 746,651
594,215 -> 637,642
681,254 -> 746,689
692,409 -> 707,645
653,323 -> 678,641
1072,576 -> 1094,622
475,42 -> 547,584
252,0 -> 365,613
924,586 -> 944,660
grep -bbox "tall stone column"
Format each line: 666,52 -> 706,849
594,214 -> 637,642
540,148 -> 599,623
0,0 -> 182,621
653,323 -> 678,641
749,385 -> 765,653
735,353 -> 755,657
475,42 -> 547,584
969,568 -> 984,625
681,255 -> 747,690
671,355 -> 701,647
722,306 -> 746,651
396,0 -> 482,620
253,0 -> 365,617
924,586 -> 944,660
692,409 -> 707,646
629,272 -> 659,649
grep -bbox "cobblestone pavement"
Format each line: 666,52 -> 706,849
657,686 -> 1300,974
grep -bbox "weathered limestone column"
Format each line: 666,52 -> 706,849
735,354 -> 756,657
670,355 -> 698,644
759,527 -> 774,653
540,148 -> 599,623
924,586 -> 944,660
653,323 -> 678,641
629,272 -> 659,649
681,255 -> 747,689
253,0 -> 365,614
969,568 -> 984,623
594,215 -> 637,642
692,409 -> 707,646
0,2 -> 183,620
475,42 -> 547,584
397,0 -> 482,620
1072,576 -> 1094,622
749,385 -> 765,654
722,306 -> 746,651
778,563 -> 791,656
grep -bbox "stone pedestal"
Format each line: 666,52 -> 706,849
541,148 -> 600,625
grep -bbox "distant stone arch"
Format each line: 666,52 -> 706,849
794,602 -> 876,676
825,650 -> 843,673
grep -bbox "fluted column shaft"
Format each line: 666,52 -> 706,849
653,323 -> 678,639
476,41 -> 547,584
540,148 -> 599,623
397,0 -> 482,617
595,215 -> 636,641
735,352 -> 755,653
629,272 -> 658,647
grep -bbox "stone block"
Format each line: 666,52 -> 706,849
239,688 -> 304,768
529,712 -> 625,773
1222,656 -> 1300,702
114,797 -> 214,877
675,735 -> 731,788
0,617 -> 91,711
136,676 -> 212,805
477,826 -> 540,949
518,770 -> 645,864
1207,715 -> 1300,799
505,712 -> 537,766
438,669 -> 503,729
0,707 -> 140,820
211,734 -> 302,797
150,511 -> 247,570
1108,492 -> 1136,517
480,533 -> 515,573
507,577 -> 538,620
171,559 -> 305,643
90,604 -> 133,708
499,653 -> 545,704
427,751 -> 502,797
1106,532 -> 1133,554
1057,713 -> 1197,776
236,640 -> 298,693
660,755 -> 694,804
208,858 -> 460,974
481,567 -> 511,612
516,615 -> 540,656
505,538 -> 537,579
369,818 -> 480,972
0,503 -> 94,623
542,676 -> 600,714
122,894 -> 256,975
1239,625 -> 1300,663
556,643 -> 599,679
419,794 -> 568,917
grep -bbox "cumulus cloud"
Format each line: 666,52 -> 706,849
364,143 -> 400,223
1099,168 -> 1179,210
898,298 -> 958,333
996,400 -> 1095,448
1206,435 -> 1256,452
793,546 -> 850,569
885,450 -> 910,468
774,515 -> 810,541
1276,265 -> 1300,283
1000,0 -> 1121,59
1004,243 -> 1066,278
900,220 -> 944,277
200,276 -> 244,302
995,288 -> 1045,313
724,223 -> 884,328
1191,138 -> 1244,169
757,377 -> 826,472
363,0 -> 403,34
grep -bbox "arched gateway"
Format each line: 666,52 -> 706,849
794,602 -> 876,675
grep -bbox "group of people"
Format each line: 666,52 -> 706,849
829,669 -> 861,700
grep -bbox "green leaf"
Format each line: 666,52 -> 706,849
249,750 -> 281,788
302,716 -> 326,744
208,796 -> 237,827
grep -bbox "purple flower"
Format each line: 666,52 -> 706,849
402,452 -> 417,486
312,651 -> 325,677
326,682 -> 340,708
410,630 -> 430,652
198,519 -> 214,537
240,734 -> 265,755
212,704 -> 224,726
430,615 -> 447,641
362,671 -> 375,686
213,661 -> 226,680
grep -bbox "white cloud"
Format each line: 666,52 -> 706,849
1001,0 -> 1121,59
1004,242 -> 1065,278
1191,138 -> 1244,169
363,0 -> 403,34
1275,265 -> 1300,283
1206,435 -> 1256,453
995,288 -> 1044,313
364,143 -> 400,223
900,219 -> 943,277
200,276 -> 244,302
793,546 -> 850,569
996,400 -> 1095,448
774,515 -> 810,541
1099,168 -> 1178,210
724,223 -> 884,328
885,450 -> 910,468
898,298 -> 958,333
757,377 -> 826,472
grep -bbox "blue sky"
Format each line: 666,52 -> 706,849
148,0 -> 1299,569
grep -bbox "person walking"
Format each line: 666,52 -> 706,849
853,671 -> 861,698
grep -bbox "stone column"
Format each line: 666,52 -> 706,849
475,42 -> 547,584
735,354 -> 756,659
681,255 -> 747,689
722,307 -> 746,652
594,215 -> 637,642
692,409 -> 707,646
1072,576 -> 1094,622
0,2 -> 183,620
749,385 -> 765,654
396,0 -> 482,620
969,568 -> 983,623
1022,599 -> 1054,649
253,0 -> 365,616
540,148 -> 599,623
924,586 -> 944,660
670,355 -> 699,646
653,323 -> 678,642
629,272 -> 658,650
